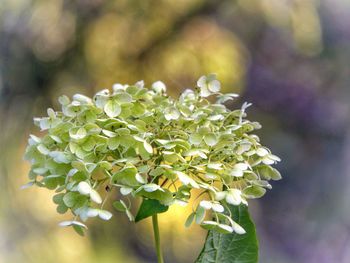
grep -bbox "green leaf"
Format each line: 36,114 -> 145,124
53,193 -> 65,205
195,205 -> 258,263
57,204 -> 69,214
73,224 -> 85,236
135,199 -> 168,222
137,188 -> 174,206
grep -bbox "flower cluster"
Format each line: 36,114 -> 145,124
24,74 -> 281,235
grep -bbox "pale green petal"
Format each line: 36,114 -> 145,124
204,133 -> 218,147
114,92 -> 133,104
58,95 -> 70,105
208,79 -> 221,93
175,171 -> 199,189
189,133 -> 203,145
230,168 -> 244,177
104,100 -> 121,118
256,147 -> 269,157
37,144 -> 50,155
164,107 -> 180,121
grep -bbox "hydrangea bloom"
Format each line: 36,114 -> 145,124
24,74 -> 281,235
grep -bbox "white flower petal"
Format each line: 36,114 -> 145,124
120,187 -> 133,195
98,210 -> 113,220
214,191 -> 226,201
58,220 -> 87,228
233,163 -> 248,171
230,168 -> 244,177
199,200 -> 212,210
197,75 -> 207,88
143,183 -> 162,192
212,203 -> 224,213
77,182 -> 91,195
256,147 -> 269,157
218,224 -> 233,233
86,208 -> 99,217
152,81 -> 166,93
226,189 -> 242,205
232,221 -> 246,234
89,189 -> 102,204
208,79 -> 221,93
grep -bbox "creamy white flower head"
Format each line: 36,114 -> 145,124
197,74 -> 221,97
24,74 -> 281,237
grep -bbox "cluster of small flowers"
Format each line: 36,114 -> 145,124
24,74 -> 281,235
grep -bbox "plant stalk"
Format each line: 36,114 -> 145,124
152,213 -> 164,263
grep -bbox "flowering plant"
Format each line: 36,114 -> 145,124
24,74 -> 281,262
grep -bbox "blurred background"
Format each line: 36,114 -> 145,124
1,0 -> 350,262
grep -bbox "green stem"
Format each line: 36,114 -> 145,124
152,214 -> 164,263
